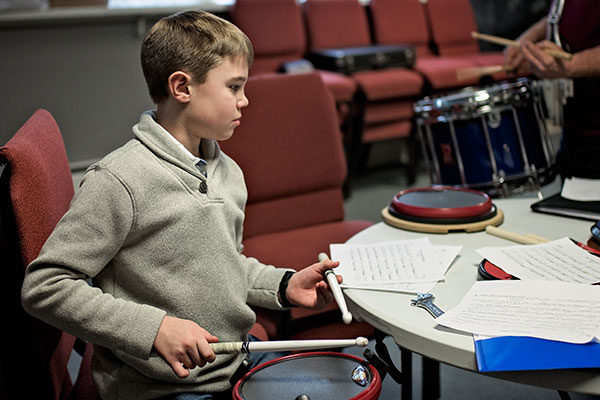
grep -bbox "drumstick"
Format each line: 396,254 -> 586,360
210,337 -> 369,354
456,64 -> 514,81
318,252 -> 352,324
523,233 -> 551,243
485,225 -> 550,244
471,31 -> 573,60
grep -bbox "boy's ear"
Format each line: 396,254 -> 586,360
167,71 -> 193,103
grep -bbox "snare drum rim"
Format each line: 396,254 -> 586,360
391,187 -> 491,219
231,351 -> 382,400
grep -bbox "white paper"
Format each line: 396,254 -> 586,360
330,238 -> 461,291
561,177 -> 600,201
435,280 -> 600,343
476,237 -> 600,284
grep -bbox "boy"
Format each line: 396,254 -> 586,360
21,10 -> 341,400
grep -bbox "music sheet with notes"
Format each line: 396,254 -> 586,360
435,280 -> 600,343
476,237 -> 600,284
330,238 -> 461,293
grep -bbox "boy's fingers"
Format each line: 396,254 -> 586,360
197,341 -> 216,364
171,360 -> 191,378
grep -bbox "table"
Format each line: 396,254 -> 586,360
344,197 -> 600,396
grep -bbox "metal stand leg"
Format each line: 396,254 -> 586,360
557,390 -> 572,400
422,357 -> 440,400
400,347 -> 413,400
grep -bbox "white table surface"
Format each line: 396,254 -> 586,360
344,197 -> 600,395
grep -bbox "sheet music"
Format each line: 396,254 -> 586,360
330,238 -> 461,290
476,237 -> 600,284
435,280 -> 600,343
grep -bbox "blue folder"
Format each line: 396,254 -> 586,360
475,336 -> 600,372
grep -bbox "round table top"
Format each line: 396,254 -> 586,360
344,197 -> 600,395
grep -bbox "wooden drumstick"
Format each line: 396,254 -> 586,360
318,252 -> 352,324
456,64 -> 515,81
485,225 -> 550,244
210,337 -> 369,354
471,31 -> 573,60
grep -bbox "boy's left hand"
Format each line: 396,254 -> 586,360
285,259 -> 342,309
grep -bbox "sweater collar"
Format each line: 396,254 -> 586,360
132,111 -> 220,178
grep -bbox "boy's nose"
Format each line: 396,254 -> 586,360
238,94 -> 249,108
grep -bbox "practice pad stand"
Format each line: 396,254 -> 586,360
370,330 -> 418,400
229,357 -> 252,387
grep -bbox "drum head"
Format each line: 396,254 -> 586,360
233,352 -> 381,400
391,187 -> 492,221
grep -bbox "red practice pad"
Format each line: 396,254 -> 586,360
478,259 -> 517,281
232,352 -> 381,400
382,187 -> 503,233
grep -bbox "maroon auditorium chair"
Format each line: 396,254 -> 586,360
229,0 -> 359,193
220,73 -> 375,340
302,0 -> 424,181
370,0 -> 484,91
229,0 -> 357,112
0,109 -> 97,400
425,0 -> 508,82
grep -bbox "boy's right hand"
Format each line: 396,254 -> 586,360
154,315 -> 219,378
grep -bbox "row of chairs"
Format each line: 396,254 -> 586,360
227,0 -> 508,189
0,73 -> 377,399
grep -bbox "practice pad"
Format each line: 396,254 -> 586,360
478,239 -> 600,281
382,187 -> 504,233
477,259 -> 517,281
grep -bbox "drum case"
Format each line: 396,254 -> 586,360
307,44 -> 416,75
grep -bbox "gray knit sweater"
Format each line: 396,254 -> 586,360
21,111 -> 289,399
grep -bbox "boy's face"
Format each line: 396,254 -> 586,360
186,56 -> 249,142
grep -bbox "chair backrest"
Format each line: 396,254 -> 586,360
0,109 -> 78,400
230,0 -> 307,75
370,0 -> 435,58
303,0 -> 372,50
219,73 -> 347,238
426,0 -> 480,56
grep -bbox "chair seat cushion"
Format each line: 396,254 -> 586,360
352,67 -> 424,100
415,56 -> 480,89
317,70 -> 357,102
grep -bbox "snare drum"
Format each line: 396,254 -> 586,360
414,78 -> 556,196
232,352 -> 381,400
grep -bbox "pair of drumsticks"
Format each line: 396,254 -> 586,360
457,31 -> 573,81
210,253 -> 361,355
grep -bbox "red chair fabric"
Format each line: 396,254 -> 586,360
230,0 -> 358,195
303,0 -> 424,182
220,73 -> 374,340
425,0 -> 508,81
229,0 -> 357,104
0,109 -> 95,400
370,0 -> 482,90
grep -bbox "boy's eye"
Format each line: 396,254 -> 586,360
229,85 -> 240,92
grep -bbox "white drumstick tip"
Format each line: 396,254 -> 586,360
342,312 -> 353,325
356,336 -> 369,347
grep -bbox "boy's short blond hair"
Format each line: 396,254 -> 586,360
141,10 -> 254,104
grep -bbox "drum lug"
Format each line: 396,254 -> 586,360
492,171 -> 510,197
